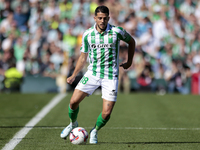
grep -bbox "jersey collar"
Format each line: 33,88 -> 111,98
94,23 -> 111,35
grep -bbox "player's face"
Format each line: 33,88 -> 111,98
94,12 -> 110,32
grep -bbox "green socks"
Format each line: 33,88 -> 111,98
68,106 -> 109,130
95,112 -> 110,130
68,105 -> 79,122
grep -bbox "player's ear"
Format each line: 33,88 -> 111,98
94,16 -> 96,22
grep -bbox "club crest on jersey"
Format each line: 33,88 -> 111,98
90,43 -> 114,49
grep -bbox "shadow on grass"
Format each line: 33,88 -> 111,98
98,141 -> 200,145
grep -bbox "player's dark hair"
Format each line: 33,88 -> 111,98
95,6 -> 109,16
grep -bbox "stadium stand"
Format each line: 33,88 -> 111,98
0,0 -> 199,94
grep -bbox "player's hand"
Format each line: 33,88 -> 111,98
120,62 -> 132,69
66,76 -> 75,84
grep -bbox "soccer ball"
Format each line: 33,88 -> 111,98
69,127 -> 88,145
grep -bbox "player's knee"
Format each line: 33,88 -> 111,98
70,98 -> 80,110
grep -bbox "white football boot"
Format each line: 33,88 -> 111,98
89,127 -> 98,144
60,121 -> 78,139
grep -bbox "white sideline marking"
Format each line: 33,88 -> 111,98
2,93 -> 67,150
29,127 -> 200,131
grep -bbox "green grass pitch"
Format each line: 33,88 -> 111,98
1,93 -> 200,150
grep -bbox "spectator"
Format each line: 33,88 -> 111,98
29,26 -> 44,58
3,62 -> 23,92
139,27 -> 160,57
11,0 -> 30,14
118,46 -> 131,93
58,17 -> 69,34
0,11 -> 15,38
0,0 -> 12,20
13,5 -> 30,28
43,0 -> 60,21
192,50 -> 200,72
0,50 -> 15,75
165,60 -> 190,94
136,16 -> 152,36
136,62 -> 157,92
59,0 -> 73,19
13,37 -> 26,73
1,33 -> 14,52
43,62 -> 59,79
63,27 -> 77,56
49,42 -> 64,71
179,0 -> 195,20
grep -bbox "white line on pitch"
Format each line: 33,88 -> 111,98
2,93 -> 67,150
29,127 -> 200,131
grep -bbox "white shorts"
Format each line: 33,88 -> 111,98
75,71 -> 118,101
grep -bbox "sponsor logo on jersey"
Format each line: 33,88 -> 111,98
90,43 -> 115,49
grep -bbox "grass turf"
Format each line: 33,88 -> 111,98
0,93 -> 56,149
1,93 -> 200,150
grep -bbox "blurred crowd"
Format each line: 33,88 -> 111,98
0,0 -> 200,93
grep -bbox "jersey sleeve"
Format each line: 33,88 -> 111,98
116,27 -> 132,43
80,32 -> 89,53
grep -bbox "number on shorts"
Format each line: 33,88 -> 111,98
80,76 -> 89,85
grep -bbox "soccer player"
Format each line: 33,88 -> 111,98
60,5 -> 135,144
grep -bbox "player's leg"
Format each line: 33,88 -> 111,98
97,99 -> 115,128
61,71 -> 100,139
69,89 -> 88,122
90,78 -> 118,144
90,99 -> 116,144
60,89 -> 88,139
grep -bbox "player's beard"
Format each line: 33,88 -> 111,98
97,24 -> 107,31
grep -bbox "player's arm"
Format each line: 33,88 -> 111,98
67,52 -> 88,84
120,37 -> 135,69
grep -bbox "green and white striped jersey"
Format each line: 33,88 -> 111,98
80,23 -> 131,79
